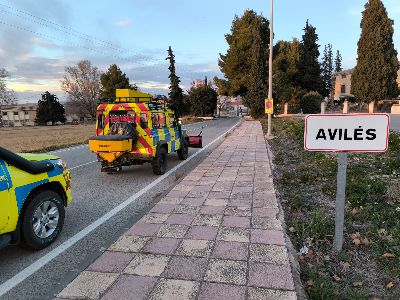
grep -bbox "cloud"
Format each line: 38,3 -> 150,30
112,19 -> 132,28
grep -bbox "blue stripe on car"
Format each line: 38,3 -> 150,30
0,159 -> 13,191
15,179 -> 49,213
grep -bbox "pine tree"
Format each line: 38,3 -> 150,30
298,20 -> 323,94
166,46 -> 184,116
334,50 -> 343,73
352,0 -> 399,103
217,10 -> 270,96
35,92 -> 66,125
100,64 -> 135,101
245,21 -> 267,119
321,44 -> 334,97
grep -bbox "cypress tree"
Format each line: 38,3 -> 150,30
166,46 -> 184,116
298,20 -> 323,94
321,44 -> 334,97
335,50 -> 343,73
352,0 -> 399,102
245,21 -> 267,119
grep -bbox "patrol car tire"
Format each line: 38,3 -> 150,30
21,190 -> 65,250
152,147 -> 167,175
177,139 -> 189,160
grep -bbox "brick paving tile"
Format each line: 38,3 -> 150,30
224,206 -> 251,217
234,180 -> 253,187
123,253 -> 170,276
249,244 -> 290,265
150,204 -> 175,214
222,216 -> 251,228
192,214 -> 222,227
252,207 -> 279,218
167,190 -> 190,198
108,236 -> 150,253
156,224 -> 189,238
208,191 -> 231,199
204,198 -> 228,207
212,241 -> 248,261
204,259 -> 247,285
248,287 -> 297,300
173,204 -> 200,215
186,190 -> 209,198
57,271 -> 118,300
229,192 -> 253,200
148,279 -> 200,300
159,197 -> 184,205
191,185 -> 214,192
126,223 -> 162,237
248,262 -> 295,290
185,226 -> 218,240
101,275 -> 158,300
228,199 -> 252,208
139,213 -> 170,224
251,217 -> 283,230
87,251 -> 135,273
175,239 -> 214,257
217,227 -> 250,243
200,205 -> 225,215
181,197 -> 205,207
198,282 -> 247,300
251,229 -> 285,245
165,213 -> 194,225
163,256 -> 208,281
142,237 -> 181,255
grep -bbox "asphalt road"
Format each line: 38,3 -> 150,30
0,117 -> 241,300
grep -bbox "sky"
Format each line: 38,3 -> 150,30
0,0 -> 399,103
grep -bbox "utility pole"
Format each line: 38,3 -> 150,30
267,0 -> 274,137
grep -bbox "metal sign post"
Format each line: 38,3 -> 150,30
334,152 -> 348,251
304,114 -> 390,251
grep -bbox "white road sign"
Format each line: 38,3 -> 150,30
304,114 -> 390,152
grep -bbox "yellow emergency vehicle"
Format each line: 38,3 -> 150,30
89,89 -> 200,174
0,147 -> 72,250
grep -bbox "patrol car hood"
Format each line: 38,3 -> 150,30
18,153 -> 60,162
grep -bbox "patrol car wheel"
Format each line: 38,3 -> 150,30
177,139 -> 189,160
152,147 -> 168,175
22,190 -> 65,250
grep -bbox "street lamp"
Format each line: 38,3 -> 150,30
267,0 -> 274,137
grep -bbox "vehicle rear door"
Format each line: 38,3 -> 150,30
0,160 -> 11,231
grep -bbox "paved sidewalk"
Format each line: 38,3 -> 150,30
57,121 -> 297,300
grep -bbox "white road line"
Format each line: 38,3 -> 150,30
0,120 -> 241,297
49,145 -> 88,154
69,161 -> 98,170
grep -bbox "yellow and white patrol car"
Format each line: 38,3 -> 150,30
89,89 -> 200,174
0,147 -> 72,250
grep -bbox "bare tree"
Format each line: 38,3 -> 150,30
61,60 -> 101,118
0,68 -> 16,106
0,68 -> 17,126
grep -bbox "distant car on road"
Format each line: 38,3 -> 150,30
0,147 -> 72,250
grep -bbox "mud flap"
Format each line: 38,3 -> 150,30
188,131 -> 203,148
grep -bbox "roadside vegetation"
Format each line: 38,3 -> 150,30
264,118 -> 400,299
0,124 -> 94,153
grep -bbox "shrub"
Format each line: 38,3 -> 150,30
301,91 -> 322,114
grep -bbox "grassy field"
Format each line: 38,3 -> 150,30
263,118 -> 400,300
0,124 -> 95,153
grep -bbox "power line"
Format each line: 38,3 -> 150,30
0,4 -> 135,56
0,20 -> 160,66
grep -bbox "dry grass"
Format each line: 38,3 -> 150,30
0,124 -> 95,153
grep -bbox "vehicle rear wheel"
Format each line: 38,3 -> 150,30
152,147 -> 168,175
21,190 -> 65,250
177,139 -> 189,160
